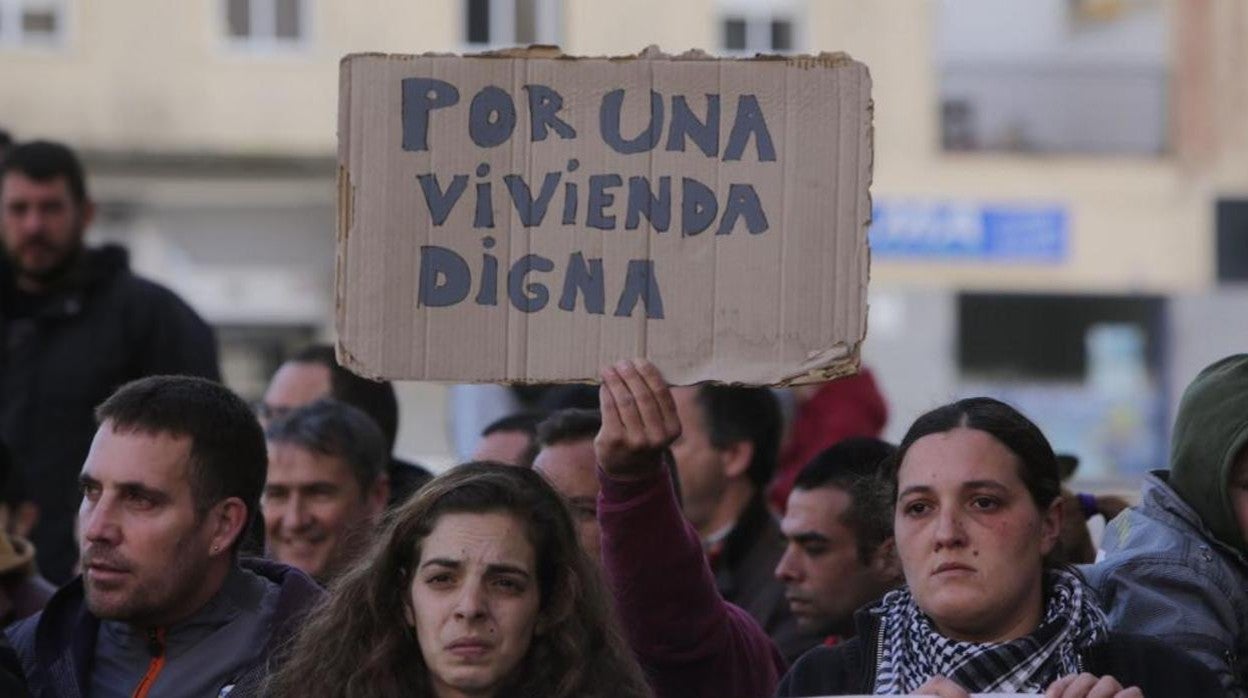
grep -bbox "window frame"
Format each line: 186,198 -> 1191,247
716,0 -> 802,57
221,0 -> 311,55
0,0 -> 68,50
461,0 -> 560,51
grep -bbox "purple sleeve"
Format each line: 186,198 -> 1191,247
598,462 -> 786,698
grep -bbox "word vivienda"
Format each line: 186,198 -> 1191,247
400,78 -> 779,319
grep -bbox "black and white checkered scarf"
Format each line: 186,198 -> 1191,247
872,567 -> 1108,694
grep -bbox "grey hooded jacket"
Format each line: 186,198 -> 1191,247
1085,472 -> 1248,696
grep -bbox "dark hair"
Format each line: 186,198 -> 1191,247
1056,453 -> 1079,481
287,344 -> 400,452
883,397 -> 1063,564
266,463 -> 651,698
264,399 -> 388,494
794,437 -> 897,563
482,411 -> 545,467
0,140 -> 88,203
482,411 -> 546,439
536,408 -> 601,448
95,376 -> 266,554
0,130 -> 12,152
693,385 -> 782,490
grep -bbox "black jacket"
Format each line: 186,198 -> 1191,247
0,246 -> 219,582
5,558 -> 323,698
777,608 -> 1224,696
0,633 -> 28,697
714,493 -> 815,664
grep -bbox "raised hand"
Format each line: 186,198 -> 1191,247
594,359 -> 682,480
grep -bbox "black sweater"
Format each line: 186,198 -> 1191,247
778,610 -> 1223,697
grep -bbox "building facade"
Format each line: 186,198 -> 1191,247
2,0 -> 1245,476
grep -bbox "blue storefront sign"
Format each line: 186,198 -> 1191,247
870,200 -> 1067,262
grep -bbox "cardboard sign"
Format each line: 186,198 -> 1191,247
336,47 -> 872,385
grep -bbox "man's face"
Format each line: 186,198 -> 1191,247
776,485 -> 894,636
1,172 -> 91,287
259,361 -> 332,428
670,387 -> 730,533
78,422 -> 218,627
533,438 -> 602,562
263,442 -> 383,581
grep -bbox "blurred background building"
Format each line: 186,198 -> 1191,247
1,0 -> 1245,483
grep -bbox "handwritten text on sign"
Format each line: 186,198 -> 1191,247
401,79 -> 777,320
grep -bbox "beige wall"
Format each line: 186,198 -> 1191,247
807,0 -> 1213,293
0,0 -> 1238,295
563,0 -> 714,56
0,1 -> 457,154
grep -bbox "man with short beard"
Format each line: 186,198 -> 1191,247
0,141 -> 218,583
262,400 -> 390,584
5,376 -> 323,698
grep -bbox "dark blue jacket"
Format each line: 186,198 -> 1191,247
5,559 -> 323,698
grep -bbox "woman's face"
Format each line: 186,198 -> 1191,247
407,511 -> 542,698
894,427 -> 1060,643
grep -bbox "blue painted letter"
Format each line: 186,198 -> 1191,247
716,183 -> 769,235
681,178 -> 718,237
587,174 -> 623,230
469,86 -> 517,148
402,78 -> 460,152
508,254 -> 554,313
558,253 -> 606,314
524,85 -> 576,142
417,174 -> 468,226
614,260 -> 665,319
600,89 -> 664,154
724,95 -> 776,162
666,95 -> 720,158
626,176 -> 671,232
418,246 -> 470,307
504,173 -> 561,227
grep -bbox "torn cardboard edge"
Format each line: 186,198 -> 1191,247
338,44 -> 859,69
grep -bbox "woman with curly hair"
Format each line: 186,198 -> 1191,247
266,462 -> 652,698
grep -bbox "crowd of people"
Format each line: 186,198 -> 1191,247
1,136 -> 1246,697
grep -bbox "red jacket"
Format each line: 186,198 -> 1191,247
769,370 -> 888,513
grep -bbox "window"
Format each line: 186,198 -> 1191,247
718,15 -> 796,54
937,0 -> 1168,155
225,0 -> 306,49
957,292 -> 1169,477
959,293 -> 1164,381
723,18 -> 747,51
1217,200 -> 1248,283
717,0 -> 800,55
0,0 -> 66,48
464,0 -> 559,48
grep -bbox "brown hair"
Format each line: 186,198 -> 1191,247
266,462 -> 652,698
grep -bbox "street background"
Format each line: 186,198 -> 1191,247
2,0 -> 1245,489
